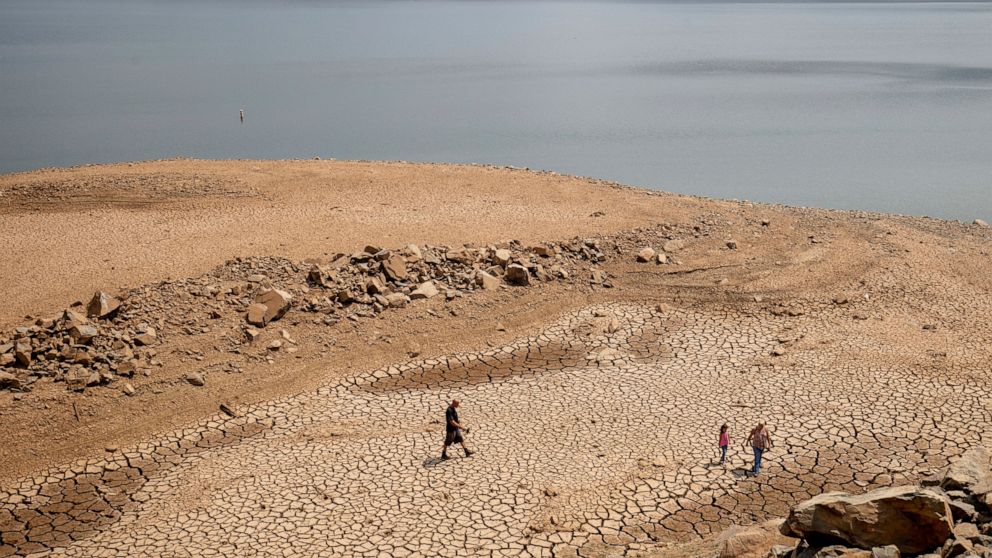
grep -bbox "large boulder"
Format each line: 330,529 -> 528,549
246,303 -> 268,327
87,291 -> 121,319
780,486 -> 953,554
940,447 -> 992,493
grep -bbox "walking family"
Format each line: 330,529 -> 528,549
717,422 -> 774,476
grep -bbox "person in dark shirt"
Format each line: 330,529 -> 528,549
441,399 -> 474,460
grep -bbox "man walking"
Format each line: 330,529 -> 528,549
744,422 -> 773,476
441,400 -> 474,460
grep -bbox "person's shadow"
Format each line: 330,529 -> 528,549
422,457 -> 444,469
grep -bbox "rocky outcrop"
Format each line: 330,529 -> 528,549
771,446 -> 992,558
780,486 -> 953,553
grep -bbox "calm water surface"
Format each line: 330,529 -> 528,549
1,1 -> 990,220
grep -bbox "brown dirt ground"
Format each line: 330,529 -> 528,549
0,159 -> 990,555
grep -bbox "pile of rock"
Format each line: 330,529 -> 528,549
0,237 -> 621,393
0,224 -> 701,394
293,241 -> 588,317
772,447 -> 992,558
0,291 -> 156,393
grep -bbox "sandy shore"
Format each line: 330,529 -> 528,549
0,160 -> 990,557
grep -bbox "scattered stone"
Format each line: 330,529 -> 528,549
0,371 -> 22,390
662,239 -> 686,253
385,293 -> 410,308
122,382 -> 136,396
86,291 -> 121,319
870,545 -> 900,558
185,373 -> 205,387
505,264 -> 530,286
382,255 -> 409,282
219,403 -> 238,417
445,247 -> 475,264
134,327 -> 157,346
246,303 -> 268,327
250,288 -> 293,326
636,247 -> 656,262
476,270 -> 501,291
494,249 -> 513,266
13,339 -> 31,367
69,324 -> 99,344
726,240 -> 739,250
410,281 -> 439,300
974,219 -> 989,228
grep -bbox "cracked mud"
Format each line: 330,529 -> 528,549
4,298 -> 988,557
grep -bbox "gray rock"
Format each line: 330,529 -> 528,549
185,373 -> 205,386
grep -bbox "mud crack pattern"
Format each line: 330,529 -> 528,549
2,303 -> 989,557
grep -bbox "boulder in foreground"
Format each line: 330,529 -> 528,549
780,485 -> 953,554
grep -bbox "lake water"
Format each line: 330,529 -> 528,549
1,1 -> 990,220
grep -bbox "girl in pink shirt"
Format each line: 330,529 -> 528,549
719,424 -> 730,465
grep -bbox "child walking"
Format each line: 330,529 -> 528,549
719,424 -> 730,465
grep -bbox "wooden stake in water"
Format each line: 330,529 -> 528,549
240,109 -> 244,123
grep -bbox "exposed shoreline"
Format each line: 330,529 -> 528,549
1,159 -> 990,557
